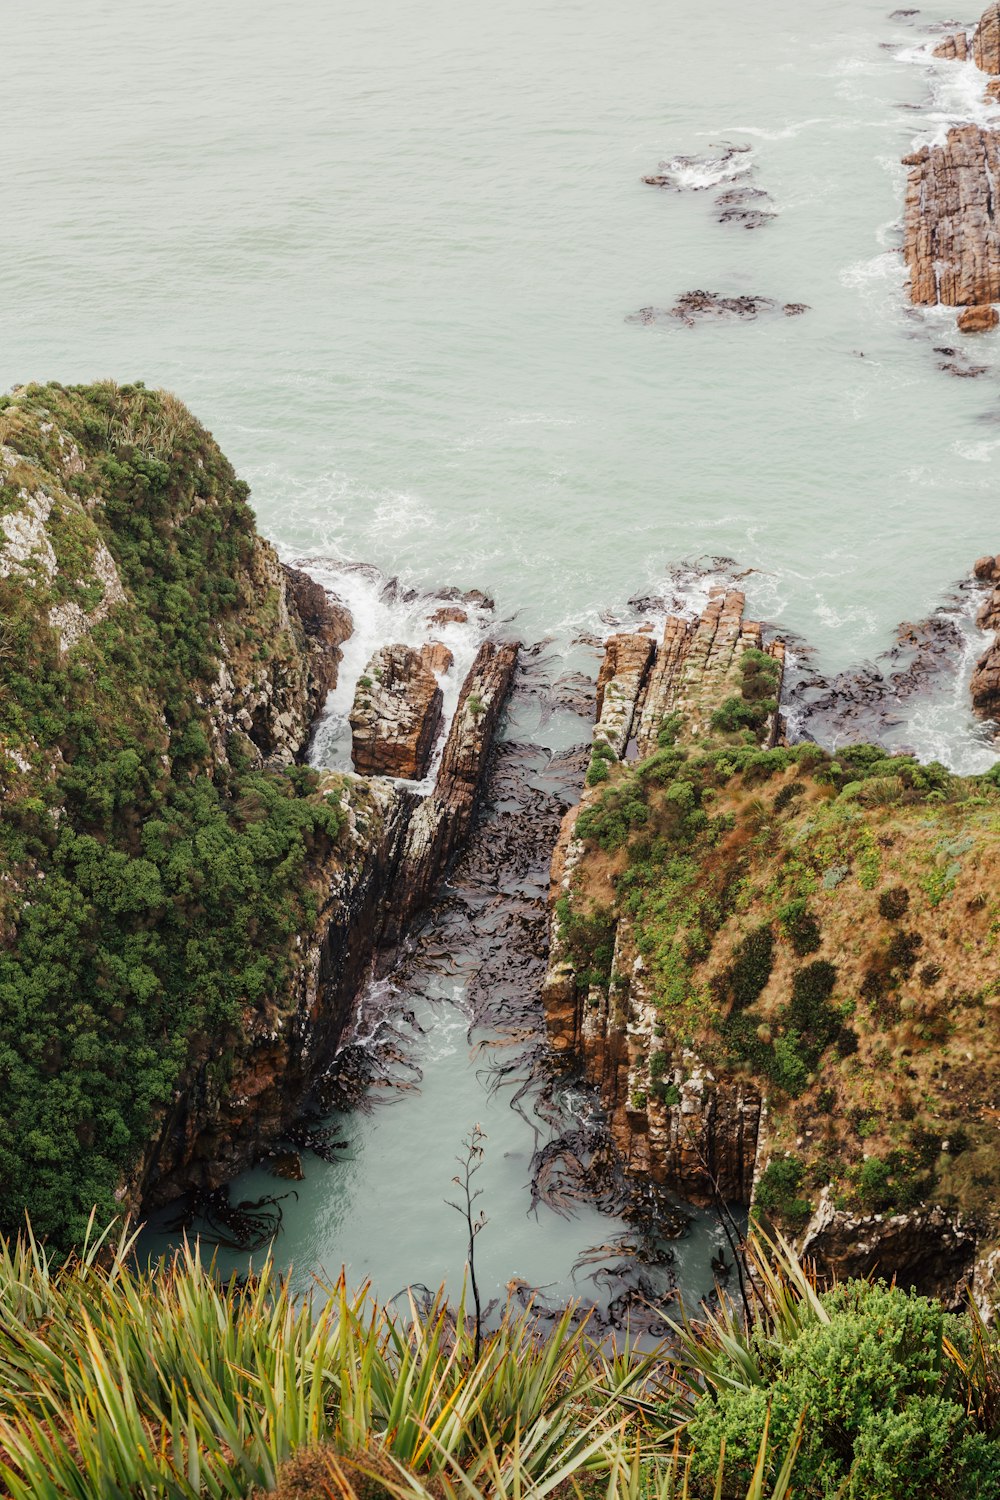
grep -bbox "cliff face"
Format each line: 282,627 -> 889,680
543,585 -> 1000,1300
0,383 -> 516,1242
971,553 -> 1000,724
904,4 -> 1000,330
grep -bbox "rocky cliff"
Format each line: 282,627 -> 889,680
0,382 -> 516,1243
904,4 -> 1000,330
971,553 -> 1000,724
542,584 -> 1000,1300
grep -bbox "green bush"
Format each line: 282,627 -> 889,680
575,779 -> 649,851
718,924 -> 774,1012
711,694 -> 775,734
0,385 -> 349,1245
687,1280 -> 1000,1500
755,1155 -> 811,1224
554,897 -> 616,991
778,897 -> 821,956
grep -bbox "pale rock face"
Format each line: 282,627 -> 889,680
48,539 -> 127,652
0,491 -> 57,583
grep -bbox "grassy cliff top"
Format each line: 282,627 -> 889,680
561,694 -> 1000,1234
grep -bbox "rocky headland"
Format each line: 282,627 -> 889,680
0,382 -> 516,1244
904,4 -> 1000,331
542,579 -> 1000,1303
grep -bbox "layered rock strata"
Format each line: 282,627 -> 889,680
542,583 -> 1000,1300
350,643 -> 445,779
971,553 -> 1000,721
905,5 -> 1000,327
543,590 -> 779,1206
902,128 -> 1000,309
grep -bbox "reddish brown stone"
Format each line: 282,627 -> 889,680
958,304 -> 999,332
429,605 -> 468,626
350,643 -> 444,779
904,126 -> 1000,306
595,633 -> 656,720
419,641 -> 454,675
933,31 -> 969,60
974,2 -> 1000,72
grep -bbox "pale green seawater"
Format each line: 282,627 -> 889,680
5,0 -> 1000,1309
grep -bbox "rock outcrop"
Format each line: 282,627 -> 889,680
543,590 -> 780,1208
933,31 -> 969,60
905,6 -> 1000,328
0,382 -> 518,1243
542,582 -> 1000,1298
798,1192 -> 978,1308
974,3 -> 1000,72
143,637 -> 518,1204
903,126 -> 1000,309
971,554 -> 1000,721
350,643 -> 445,780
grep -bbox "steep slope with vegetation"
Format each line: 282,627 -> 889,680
0,382 -> 354,1244
545,591 -> 1000,1295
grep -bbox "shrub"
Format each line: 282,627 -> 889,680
657,711 -> 683,748
888,930 -> 923,974
778,897 -> 821,956
857,1156 -> 895,1212
554,897 -> 616,990
719,923 -> 775,1013
575,779 -> 649,851
711,695 -> 775,734
686,1278 -> 1000,1500
878,885 -> 910,921
756,1155 -> 811,1223
773,779 -> 805,814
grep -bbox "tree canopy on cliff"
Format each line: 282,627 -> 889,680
0,383 -> 344,1245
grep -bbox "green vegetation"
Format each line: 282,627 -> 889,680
709,648 -> 781,736
679,1242 -> 1000,1499
585,738 -> 618,787
0,384 -> 348,1245
755,1156 -> 811,1227
0,1221 -> 996,1498
560,717 -> 1000,1228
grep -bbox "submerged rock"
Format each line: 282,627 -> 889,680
629,291 -> 808,327
641,141 -> 752,191
715,187 -> 777,229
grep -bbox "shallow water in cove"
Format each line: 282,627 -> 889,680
7,0 -> 1000,1306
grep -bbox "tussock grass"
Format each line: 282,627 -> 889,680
1,1219 -> 994,1498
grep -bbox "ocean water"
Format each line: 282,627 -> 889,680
7,0 -> 1000,1306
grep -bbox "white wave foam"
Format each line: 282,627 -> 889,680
895,40 -> 1000,147
698,118 -> 832,141
650,146 -> 753,191
952,436 -> 1000,463
287,554 -> 492,792
895,597 -> 999,774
